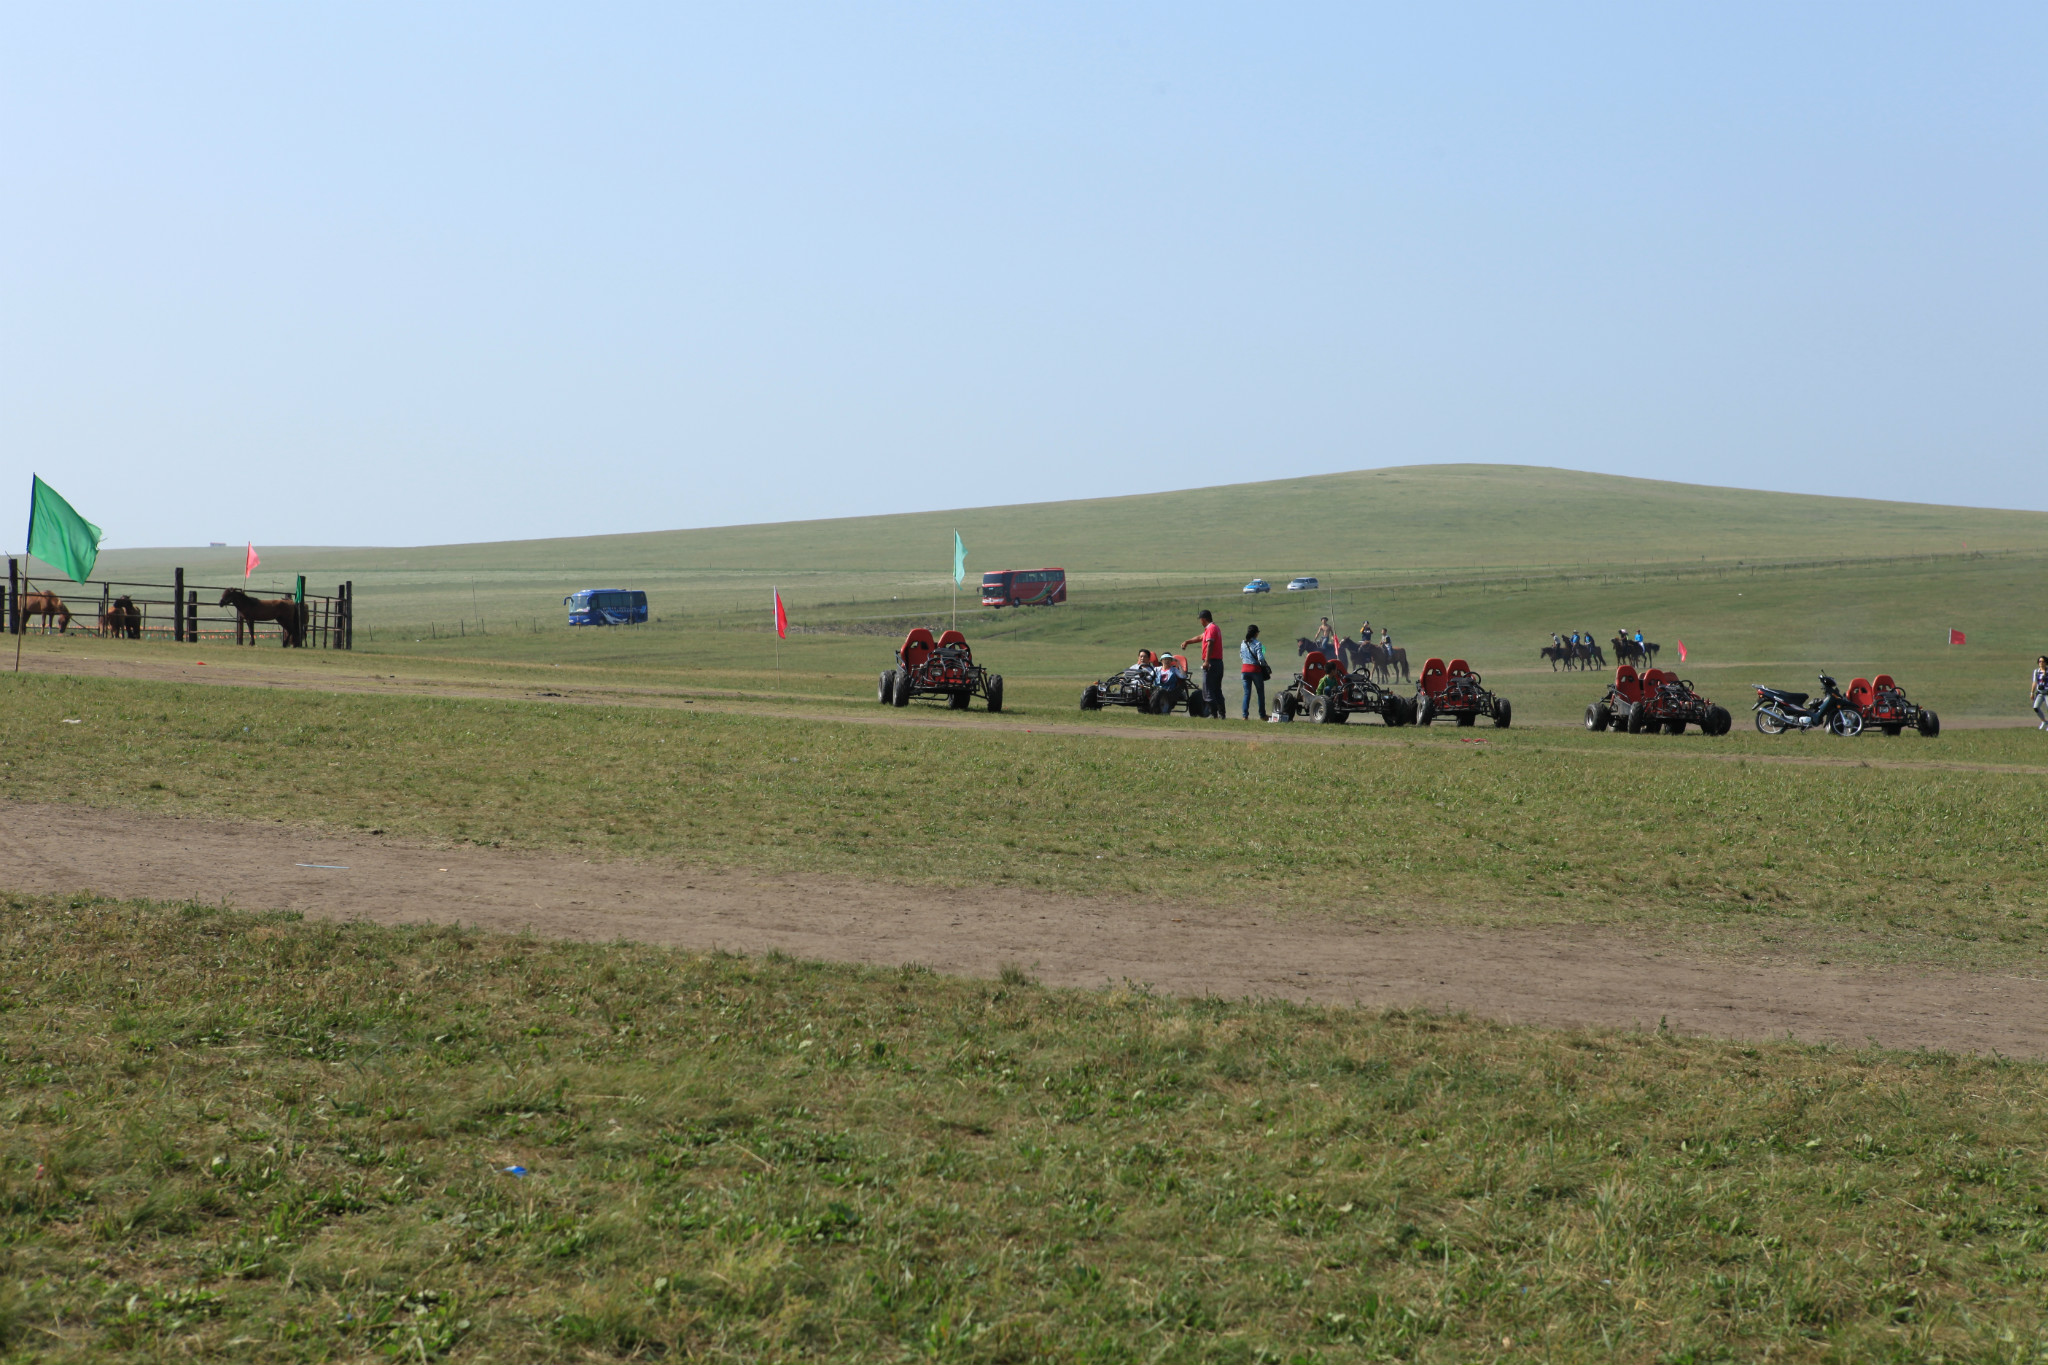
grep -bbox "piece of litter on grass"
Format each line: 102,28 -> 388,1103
501,1165 -> 528,1177
295,864 -> 350,870
61,718 -> 80,724
439,868 -> 449,872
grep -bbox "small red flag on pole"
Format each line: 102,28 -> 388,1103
1949,628 -> 1966,646
774,588 -> 788,639
244,542 -> 260,583
1676,640 -> 1687,663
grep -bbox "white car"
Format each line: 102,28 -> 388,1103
1286,577 -> 1319,591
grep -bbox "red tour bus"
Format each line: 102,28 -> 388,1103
981,568 -> 1067,608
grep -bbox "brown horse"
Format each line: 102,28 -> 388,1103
98,595 -> 141,638
219,588 -> 307,647
19,590 -> 71,633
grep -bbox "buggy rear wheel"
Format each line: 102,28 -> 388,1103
985,675 -> 1004,713
1585,703 -> 1608,732
1492,697 -> 1511,728
1080,684 -> 1101,711
1706,705 -> 1731,736
878,670 -> 895,705
1881,723 -> 1902,736
1917,709 -> 1940,737
1665,717 -> 1685,735
1277,691 -> 1298,722
892,675 -> 911,706
949,690 -> 970,710
1627,701 -> 1649,734
1318,694 -> 1344,723
1415,699 -> 1434,726
1455,711 -> 1476,727
1382,696 -> 1407,727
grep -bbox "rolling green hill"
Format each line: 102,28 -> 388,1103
65,464 -> 2048,631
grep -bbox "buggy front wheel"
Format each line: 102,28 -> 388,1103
949,690 -> 970,710
878,670 -> 895,705
1492,697 -> 1511,729
1917,709 -> 1940,737
985,675 -> 1004,713
1706,705 -> 1731,736
1584,703 -> 1608,732
1080,684 -> 1101,711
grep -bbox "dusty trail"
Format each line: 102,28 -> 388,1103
10,799 -> 2045,1057
9,646 -> 2042,775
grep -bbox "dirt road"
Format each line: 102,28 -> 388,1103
11,798 -> 2043,1056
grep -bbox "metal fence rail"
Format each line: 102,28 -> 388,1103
5,560 -> 353,649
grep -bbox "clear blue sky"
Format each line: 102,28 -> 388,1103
4,4 -> 2043,548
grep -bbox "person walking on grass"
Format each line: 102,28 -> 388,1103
1240,624 -> 1269,720
2033,656 -> 2048,730
1183,609 -> 1226,719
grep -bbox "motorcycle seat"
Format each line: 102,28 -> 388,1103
1760,688 -> 1808,705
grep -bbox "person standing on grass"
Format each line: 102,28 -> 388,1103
2033,656 -> 2048,729
1183,609 -> 1226,719
1240,624 -> 1269,720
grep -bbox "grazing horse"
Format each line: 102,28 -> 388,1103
98,595 -> 141,639
219,588 -> 308,647
19,589 -> 71,633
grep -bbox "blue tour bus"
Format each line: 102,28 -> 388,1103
564,588 -> 649,626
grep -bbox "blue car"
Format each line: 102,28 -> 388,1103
565,588 -> 648,626
1242,579 -> 1271,593
1286,576 -> 1319,591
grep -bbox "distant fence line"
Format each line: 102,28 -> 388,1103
5,559 -> 353,649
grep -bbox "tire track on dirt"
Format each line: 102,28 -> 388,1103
8,799 -> 2045,1057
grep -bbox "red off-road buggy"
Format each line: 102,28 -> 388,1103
1413,658 -> 1512,728
1274,650 -> 1413,725
1585,664 -> 1733,735
1846,674 -> 1940,737
879,628 -> 1004,711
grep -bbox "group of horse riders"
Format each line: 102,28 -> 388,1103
1311,617 -> 1393,654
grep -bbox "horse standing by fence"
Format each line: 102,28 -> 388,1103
98,595 -> 140,638
19,590 -> 71,633
219,588 -> 308,647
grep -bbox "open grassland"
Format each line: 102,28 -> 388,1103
9,892 -> 2048,1363
6,672 -> 2046,970
80,464 -> 2048,632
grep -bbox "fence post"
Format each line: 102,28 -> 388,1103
343,581 -> 353,650
6,558 -> 16,636
188,590 -> 197,642
173,568 -> 185,642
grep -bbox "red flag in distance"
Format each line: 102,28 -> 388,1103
1949,628 -> 1966,646
1676,640 -> 1687,663
774,588 -> 788,639
244,542 -> 260,581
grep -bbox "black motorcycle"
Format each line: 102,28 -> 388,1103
1753,674 -> 1863,737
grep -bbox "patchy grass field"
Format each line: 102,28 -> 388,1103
5,672 -> 2046,970
8,892 -> 2048,1363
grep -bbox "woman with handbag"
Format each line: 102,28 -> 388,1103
1240,624 -> 1271,720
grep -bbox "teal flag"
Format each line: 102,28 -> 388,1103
952,531 -> 966,586
26,476 -> 103,584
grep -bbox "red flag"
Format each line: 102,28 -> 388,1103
244,542 -> 260,582
1676,640 -> 1687,663
1949,628 -> 1966,646
774,588 -> 788,639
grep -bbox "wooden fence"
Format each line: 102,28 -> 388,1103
4,560 -> 353,649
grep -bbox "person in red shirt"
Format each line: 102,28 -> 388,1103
1181,609 -> 1226,719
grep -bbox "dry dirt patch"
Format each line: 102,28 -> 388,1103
9,798 -> 2043,1057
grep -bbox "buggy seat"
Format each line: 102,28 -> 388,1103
1846,677 -> 1874,710
1301,650 -> 1329,692
1417,658 -> 1449,696
1612,664 -> 1642,704
899,627 -> 936,672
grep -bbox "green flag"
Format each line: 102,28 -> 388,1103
26,476 -> 103,584
952,531 -> 966,586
